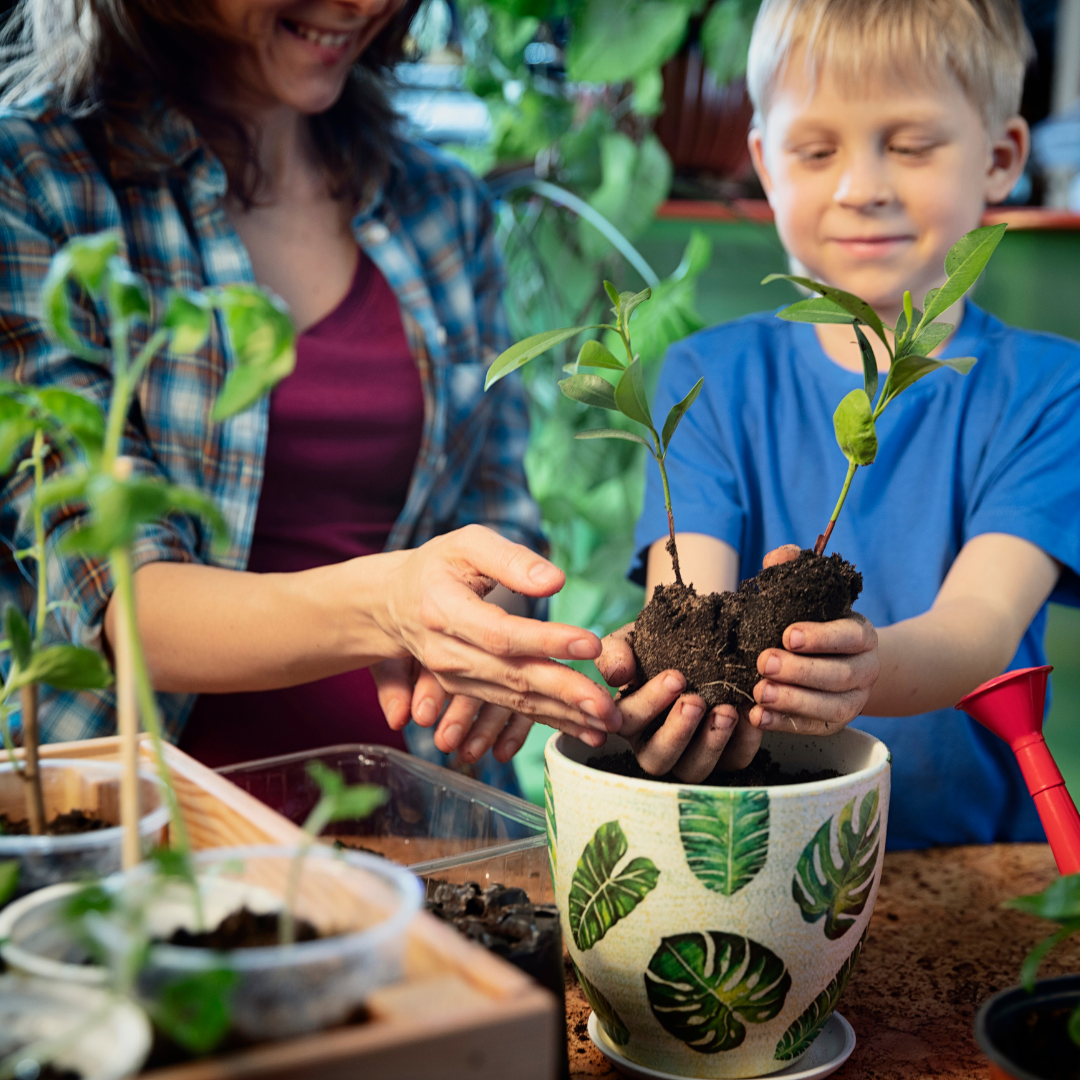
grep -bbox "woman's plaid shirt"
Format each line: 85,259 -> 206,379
0,95 -> 541,744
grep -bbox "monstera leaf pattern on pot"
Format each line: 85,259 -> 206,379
678,788 -> 769,895
571,960 -> 630,1047
569,821 -> 660,950
774,929 -> 867,1061
793,788 -> 881,940
645,932 -> 791,1054
544,766 -> 557,883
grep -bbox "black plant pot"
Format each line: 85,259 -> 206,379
975,974 -> 1080,1080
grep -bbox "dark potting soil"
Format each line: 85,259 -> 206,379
0,809 -> 111,836
165,907 -> 319,950
33,1068 -> 83,1080
994,1003 -> 1080,1080
631,549 -> 862,710
587,747 -> 840,787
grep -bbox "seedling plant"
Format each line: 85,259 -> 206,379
764,223 -> 1007,554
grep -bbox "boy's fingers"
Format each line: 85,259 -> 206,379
763,544 -> 801,569
749,706 -> 842,737
596,623 -> 637,687
634,695 -> 708,776
671,706 -> 738,783
756,648 -> 878,693
783,615 -> 877,655
714,712 -> 763,771
615,669 -> 687,740
749,683 -> 868,732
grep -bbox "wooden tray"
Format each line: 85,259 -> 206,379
33,736 -> 559,1080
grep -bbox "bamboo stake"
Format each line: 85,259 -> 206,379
19,683 -> 46,835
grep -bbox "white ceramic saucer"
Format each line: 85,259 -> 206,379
586,1011 -> 856,1080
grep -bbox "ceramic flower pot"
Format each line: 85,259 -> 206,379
545,727 -> 891,1078
0,759 -> 169,904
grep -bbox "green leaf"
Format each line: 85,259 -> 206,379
164,291 -> 213,355
209,286 -> 297,420
852,324 -> 878,402
1018,920 -> 1080,993
572,960 -> 630,1047
106,262 -> 151,324
645,932 -> 791,1053
775,297 -> 855,325
4,605 -> 31,668
151,968 -> 238,1055
568,820 -> 660,950
566,0 -> 692,84
33,472 -> 89,513
922,223 -> 1007,325
774,930 -> 866,1061
894,303 -> 923,346
0,414 -> 37,472
678,788 -> 769,896
1005,873 -> 1080,922
559,374 -> 618,411
10,644 -> 113,693
603,281 -> 620,308
305,761 -> 387,828
878,355 -> 976,410
793,788 -> 881,940
66,232 -> 121,294
660,377 -> 704,456
619,287 -> 651,328
0,860 -> 18,905
574,428 -> 652,449
577,340 -> 625,371
909,322 -> 954,358
544,765 -> 557,883
158,484 -> 231,554
35,389 -> 105,455
700,0 -> 759,85
614,360 -> 652,430
833,389 -> 878,465
486,326 -> 599,390
763,274 -> 887,345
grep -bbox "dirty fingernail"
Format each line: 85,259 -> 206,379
764,654 -> 781,676
788,629 -> 806,650
682,702 -> 703,723
758,710 -> 777,728
568,638 -> 597,659
416,698 -> 438,725
760,682 -> 779,704
463,737 -> 487,761
664,673 -> 685,693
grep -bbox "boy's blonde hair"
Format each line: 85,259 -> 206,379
747,0 -> 1033,132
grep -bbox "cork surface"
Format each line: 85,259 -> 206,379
566,844 -> 1080,1078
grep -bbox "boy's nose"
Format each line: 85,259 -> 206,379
833,152 -> 894,210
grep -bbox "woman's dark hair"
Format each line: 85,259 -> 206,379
0,0 -> 424,206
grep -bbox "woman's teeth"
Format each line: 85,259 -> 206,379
284,20 -> 352,48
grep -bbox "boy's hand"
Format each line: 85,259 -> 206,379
596,626 -> 761,784
749,545 -> 879,735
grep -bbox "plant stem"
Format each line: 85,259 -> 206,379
814,461 -> 858,556
280,800 -> 334,947
655,452 -> 684,587
110,543 -> 141,871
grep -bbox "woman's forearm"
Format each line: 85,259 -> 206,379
104,556 -> 409,694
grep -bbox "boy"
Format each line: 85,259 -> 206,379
599,0 -> 1080,849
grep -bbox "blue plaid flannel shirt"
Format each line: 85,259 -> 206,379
0,94 -> 542,756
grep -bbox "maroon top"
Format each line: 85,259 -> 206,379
180,252 -> 424,768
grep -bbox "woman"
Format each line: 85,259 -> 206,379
0,0 -> 620,771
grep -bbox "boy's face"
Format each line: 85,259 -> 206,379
749,53 -> 1028,318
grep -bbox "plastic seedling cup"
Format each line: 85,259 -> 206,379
94,844 -> 423,1042
0,974 -> 152,1080
0,759 -> 170,903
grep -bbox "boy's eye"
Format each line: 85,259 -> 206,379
889,142 -> 936,158
796,145 -> 835,163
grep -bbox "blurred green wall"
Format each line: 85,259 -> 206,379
634,215 -> 1080,803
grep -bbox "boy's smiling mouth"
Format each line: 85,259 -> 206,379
829,235 -> 915,259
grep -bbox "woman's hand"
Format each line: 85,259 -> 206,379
748,546 -> 879,735
377,525 -> 621,736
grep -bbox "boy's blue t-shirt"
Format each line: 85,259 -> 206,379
633,302 -> 1080,850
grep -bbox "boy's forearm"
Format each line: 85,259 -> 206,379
104,556 -> 409,694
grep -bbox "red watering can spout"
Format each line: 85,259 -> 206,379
957,666 -> 1080,875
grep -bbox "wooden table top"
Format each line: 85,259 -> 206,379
565,843 -> 1080,1078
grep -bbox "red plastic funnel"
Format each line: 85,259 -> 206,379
957,666 -> 1080,875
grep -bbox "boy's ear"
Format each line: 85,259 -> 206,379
985,116 -> 1030,206
748,127 -> 774,203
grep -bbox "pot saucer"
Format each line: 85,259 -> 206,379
586,1012 -> 856,1080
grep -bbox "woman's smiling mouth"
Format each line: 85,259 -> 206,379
280,18 -> 355,51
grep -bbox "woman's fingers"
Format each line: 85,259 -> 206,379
456,703 -> 514,764
596,623 -> 637,688
370,657 -> 416,731
411,666 -> 450,727
449,524 -> 571,600
494,713 -> 535,762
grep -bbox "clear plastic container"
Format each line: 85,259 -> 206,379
219,744 -> 553,902
94,844 -> 423,1042
0,759 -> 170,902
0,974 -> 152,1080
